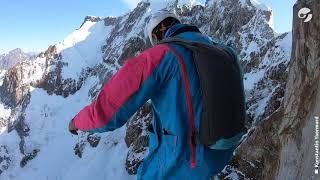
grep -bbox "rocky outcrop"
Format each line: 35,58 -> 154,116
125,104 -> 152,174
0,0 -> 299,178
80,16 -> 102,28
35,57 -> 79,98
87,134 -> 101,148
36,46 -> 109,98
118,37 -> 146,66
0,145 -> 11,175
36,46 -> 78,97
221,0 -> 320,179
102,2 -> 150,66
277,0 -> 319,179
0,65 -> 30,108
20,149 -> 40,168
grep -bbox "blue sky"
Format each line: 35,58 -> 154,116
0,0 -> 296,54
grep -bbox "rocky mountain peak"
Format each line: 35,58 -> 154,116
79,15 -> 103,28
8,48 -> 23,54
0,48 -> 34,70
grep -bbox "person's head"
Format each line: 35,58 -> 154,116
147,10 -> 181,46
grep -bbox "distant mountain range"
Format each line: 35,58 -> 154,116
0,49 -> 36,70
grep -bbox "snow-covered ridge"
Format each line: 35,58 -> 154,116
249,0 -> 269,11
177,0 -> 206,7
55,19 -> 112,79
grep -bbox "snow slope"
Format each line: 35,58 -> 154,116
0,16 -> 135,180
56,20 -> 112,79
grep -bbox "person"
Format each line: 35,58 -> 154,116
69,10 -> 244,180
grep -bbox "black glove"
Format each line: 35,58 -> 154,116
69,119 -> 78,135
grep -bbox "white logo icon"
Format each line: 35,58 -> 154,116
298,7 -> 313,22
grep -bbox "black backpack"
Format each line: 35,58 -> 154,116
159,37 -> 246,146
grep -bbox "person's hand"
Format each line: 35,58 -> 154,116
69,119 -> 78,135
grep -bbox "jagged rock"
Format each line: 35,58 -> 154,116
124,104 -> 152,174
125,135 -> 149,175
219,109 -> 283,179
263,84 -> 285,118
220,0 -> 320,179
20,149 -> 40,168
36,59 -> 79,98
36,45 -> 84,97
102,2 -> 150,65
0,65 -> 30,108
125,153 -> 142,175
0,145 -> 11,175
0,0 -> 299,178
87,134 -> 101,148
80,16 -> 102,28
123,2 -> 150,34
125,104 -> 152,147
118,37 -> 146,66
74,140 -> 86,158
38,45 -> 57,59
0,118 -> 6,127
104,16 -> 118,26
13,114 -> 30,155
36,56 -> 99,98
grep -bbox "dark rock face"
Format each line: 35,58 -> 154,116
104,17 -> 118,26
0,145 -> 11,175
118,37 -> 146,66
0,0 -> 298,177
20,149 -> 40,168
35,46 -> 81,98
14,115 -> 30,154
0,65 -> 30,108
276,0 -> 320,179
35,58 -> 81,98
80,16 -> 102,28
220,109 -> 283,180
125,104 -> 153,147
125,135 -> 149,175
102,2 -> 150,66
36,46 -> 109,98
125,104 -> 152,175
73,134 -> 102,158
87,134 -> 101,148
74,140 -> 86,158
220,0 -> 319,179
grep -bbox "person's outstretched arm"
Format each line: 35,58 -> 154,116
70,45 -> 171,134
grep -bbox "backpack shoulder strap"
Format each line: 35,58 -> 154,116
159,37 -> 239,72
